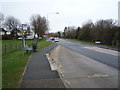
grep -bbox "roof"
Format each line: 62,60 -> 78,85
0,28 -> 6,32
0,28 -> 12,32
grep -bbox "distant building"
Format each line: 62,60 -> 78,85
0,28 -> 7,35
118,1 -> 120,26
0,28 -> 11,35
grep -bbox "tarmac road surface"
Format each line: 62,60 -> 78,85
50,39 -> 119,88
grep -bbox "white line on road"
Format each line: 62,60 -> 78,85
87,74 -> 109,78
62,40 -> 118,56
83,46 -> 118,56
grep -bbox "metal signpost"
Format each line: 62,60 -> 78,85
20,24 -> 27,55
20,30 -> 25,55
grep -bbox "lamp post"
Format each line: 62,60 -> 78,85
47,12 -> 59,21
46,12 -> 59,38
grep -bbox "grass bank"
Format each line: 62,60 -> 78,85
2,39 -> 52,88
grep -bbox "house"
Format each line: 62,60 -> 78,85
0,28 -> 7,35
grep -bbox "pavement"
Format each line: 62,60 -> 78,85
49,45 -> 118,88
20,43 -> 64,88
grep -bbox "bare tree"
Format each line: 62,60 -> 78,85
4,16 -> 20,37
30,14 -> 48,38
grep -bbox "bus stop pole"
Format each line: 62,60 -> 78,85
22,34 -> 25,55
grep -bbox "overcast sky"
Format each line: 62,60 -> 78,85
0,0 -> 119,32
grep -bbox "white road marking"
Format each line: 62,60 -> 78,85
65,80 -> 71,85
66,41 -> 77,45
64,40 -> 118,56
83,46 -> 118,56
87,74 -> 109,78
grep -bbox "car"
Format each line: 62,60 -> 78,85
95,41 -> 101,44
26,36 -> 34,39
18,37 -> 22,40
54,38 -> 59,42
38,37 -> 42,39
50,37 -> 55,41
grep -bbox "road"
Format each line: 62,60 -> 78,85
49,39 -> 119,88
58,39 -> 119,69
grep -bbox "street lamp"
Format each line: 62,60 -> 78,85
47,12 -> 59,21
47,12 -> 59,34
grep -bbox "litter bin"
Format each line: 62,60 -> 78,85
32,42 -> 37,52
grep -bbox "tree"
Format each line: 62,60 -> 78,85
64,26 -> 77,39
63,27 -> 67,38
75,27 -> 80,39
58,31 -> 61,38
30,14 -> 48,38
78,20 -> 94,41
4,16 -> 20,37
62,19 -> 118,46
94,19 -> 117,45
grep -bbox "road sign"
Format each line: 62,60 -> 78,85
20,30 -> 24,34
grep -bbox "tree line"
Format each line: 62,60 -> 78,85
0,12 -> 48,39
63,19 -> 119,46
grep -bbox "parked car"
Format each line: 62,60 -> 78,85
26,36 -> 34,39
38,37 -> 42,39
95,41 -> 101,44
18,37 -> 22,40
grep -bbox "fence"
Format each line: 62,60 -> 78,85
2,39 -> 40,55
2,41 -> 34,55
2,43 -> 22,55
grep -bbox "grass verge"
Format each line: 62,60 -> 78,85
37,39 -> 52,49
2,50 -> 32,88
2,39 -> 52,88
